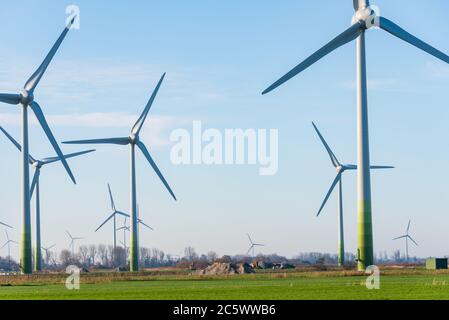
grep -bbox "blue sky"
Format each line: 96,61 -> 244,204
0,0 -> 448,260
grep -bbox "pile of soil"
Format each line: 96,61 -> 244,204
195,262 -> 254,275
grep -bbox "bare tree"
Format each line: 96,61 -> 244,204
79,245 -> 89,267
88,244 -> 97,266
207,251 -> 218,263
60,249 -> 72,267
184,247 -> 198,261
98,244 -> 108,266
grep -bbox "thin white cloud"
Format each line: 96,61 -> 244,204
341,78 -> 403,92
0,112 -> 191,147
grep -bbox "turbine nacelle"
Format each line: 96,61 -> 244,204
20,90 -> 34,106
32,161 -> 43,169
352,6 -> 377,28
129,134 -> 139,145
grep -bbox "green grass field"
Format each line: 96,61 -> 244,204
1,269 -> 449,300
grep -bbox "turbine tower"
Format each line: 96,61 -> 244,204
66,231 -> 84,257
312,122 -> 393,266
2,231 -> 18,269
63,73 -> 175,271
262,1 -> 449,270
0,18 -> 77,274
95,184 -> 132,267
246,234 -> 264,257
0,126 -> 94,271
393,220 -> 418,263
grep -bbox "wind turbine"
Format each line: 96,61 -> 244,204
246,234 -> 264,257
66,231 -> 84,257
63,73 -> 176,271
41,244 -> 56,267
312,122 -> 393,266
95,184 -> 131,267
0,18 -> 78,274
262,0 -> 449,270
0,126 -> 94,271
393,220 -> 418,263
117,217 -> 130,252
2,231 -> 18,269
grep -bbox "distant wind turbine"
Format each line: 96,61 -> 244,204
0,18 -> 77,274
262,0 -> 449,270
63,73 -> 175,271
95,184 -> 133,267
0,126 -> 94,271
66,231 -> 84,257
312,122 -> 393,266
41,244 -> 56,267
2,231 -> 18,269
393,220 -> 418,263
246,234 -> 264,257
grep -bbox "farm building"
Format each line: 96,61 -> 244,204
426,258 -> 448,270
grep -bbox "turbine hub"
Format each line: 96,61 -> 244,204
20,90 -> 34,105
337,166 -> 344,173
32,161 -> 41,168
352,6 -> 378,29
129,134 -> 139,145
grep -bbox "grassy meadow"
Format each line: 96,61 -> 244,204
0,268 -> 449,300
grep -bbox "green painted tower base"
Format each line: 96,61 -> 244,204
357,201 -> 373,271
21,231 -> 32,274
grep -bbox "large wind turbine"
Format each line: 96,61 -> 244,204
66,231 -> 84,257
95,184 -> 133,267
0,18 -> 77,274
246,234 -> 264,257
0,126 -> 94,271
312,122 -> 393,266
393,220 -> 418,263
2,231 -> 18,269
63,73 -> 176,271
262,0 -> 449,270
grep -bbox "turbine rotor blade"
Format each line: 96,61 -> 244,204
137,141 -> 176,201
138,220 -> 154,231
0,126 -> 35,164
0,93 -> 21,105
41,149 -> 95,165
131,73 -> 166,136
379,17 -> 449,65
63,137 -> 130,145
115,211 -> 130,218
24,17 -> 76,92
0,221 -> 13,229
393,235 -> 407,241
30,168 -> 41,197
66,231 -> 73,239
312,122 -> 340,167
408,235 -> 419,246
95,213 -> 115,232
317,173 -> 341,216
247,234 -> 253,244
30,101 -> 76,184
107,184 -> 116,211
262,21 -> 364,94
407,220 -> 411,233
